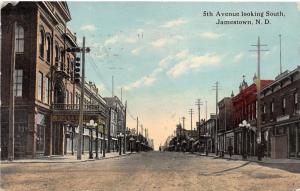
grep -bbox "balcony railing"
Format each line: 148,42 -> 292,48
53,103 -> 105,113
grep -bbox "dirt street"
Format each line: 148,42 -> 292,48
1,152 -> 300,191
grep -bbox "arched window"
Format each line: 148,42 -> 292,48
46,36 -> 51,62
15,24 -> 24,53
67,56 -> 70,74
60,48 -> 64,70
55,44 -> 59,66
39,30 -> 44,58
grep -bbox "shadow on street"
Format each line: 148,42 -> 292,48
203,161 -> 252,176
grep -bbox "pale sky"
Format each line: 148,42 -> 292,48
67,2 -> 300,150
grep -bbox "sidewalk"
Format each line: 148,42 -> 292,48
194,152 -> 300,164
1,151 -> 136,164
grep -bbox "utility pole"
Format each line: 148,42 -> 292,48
123,100 -> 127,154
195,99 -> 202,152
250,36 -> 268,161
205,100 -> 208,121
77,36 -> 90,160
136,116 -> 139,152
8,22 -> 16,161
182,117 -> 185,136
212,81 -> 220,155
188,109 -> 194,131
279,34 -> 282,74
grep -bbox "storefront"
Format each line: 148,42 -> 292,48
36,113 -> 47,155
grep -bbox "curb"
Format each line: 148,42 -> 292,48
192,152 -> 300,164
1,152 -> 135,164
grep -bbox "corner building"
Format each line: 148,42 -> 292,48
1,2 -> 79,158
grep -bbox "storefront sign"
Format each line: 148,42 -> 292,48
52,114 -> 103,124
276,115 -> 290,122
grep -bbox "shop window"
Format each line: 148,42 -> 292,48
14,69 -> 23,97
36,113 -> 46,153
15,24 -> 24,53
275,126 -> 286,135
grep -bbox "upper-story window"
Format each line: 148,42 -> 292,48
14,69 -> 23,97
270,101 -> 274,116
37,72 -> 43,101
55,44 -> 59,65
294,92 -> 298,113
15,24 -> 24,53
282,97 -> 286,115
44,77 -> 49,104
39,30 -> 44,58
46,36 -> 51,62
67,57 -> 70,74
60,48 -> 64,70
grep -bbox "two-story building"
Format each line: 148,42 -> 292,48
261,67 -> 300,159
217,97 -> 234,153
231,77 -> 273,156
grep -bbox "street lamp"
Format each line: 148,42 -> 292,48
117,132 -> 124,155
136,137 -> 140,153
86,119 -> 98,159
129,137 -> 135,153
239,120 -> 250,159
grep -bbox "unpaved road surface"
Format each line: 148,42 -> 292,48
1,151 -> 300,191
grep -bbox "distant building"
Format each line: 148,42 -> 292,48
200,114 -> 216,153
217,97 -> 234,153
104,96 -> 125,152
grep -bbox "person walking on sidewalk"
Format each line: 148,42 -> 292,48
228,145 -> 233,158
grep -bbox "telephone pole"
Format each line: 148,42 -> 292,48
136,116 -> 139,152
195,99 -> 203,152
182,117 -> 185,136
250,36 -> 268,161
188,109 -> 194,131
8,22 -> 16,161
212,81 -> 220,155
123,100 -> 127,154
205,101 -> 208,121
76,36 -> 90,160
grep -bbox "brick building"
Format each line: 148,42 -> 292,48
1,2 -> 108,159
231,77 -> 273,156
217,97 -> 234,153
200,114 -> 216,153
261,67 -> 300,159
104,96 -> 126,152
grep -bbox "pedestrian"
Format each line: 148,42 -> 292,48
228,145 -> 233,158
